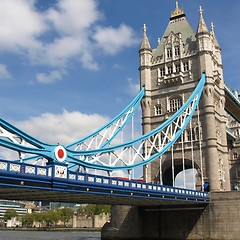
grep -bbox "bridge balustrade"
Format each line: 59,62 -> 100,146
0,159 -> 209,203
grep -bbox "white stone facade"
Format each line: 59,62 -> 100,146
139,3 -> 240,191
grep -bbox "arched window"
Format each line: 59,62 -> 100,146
167,48 -> 172,58
167,65 -> 173,74
174,46 -> 180,56
175,64 -> 181,73
169,97 -> 182,112
154,104 -> 162,116
183,61 -> 189,71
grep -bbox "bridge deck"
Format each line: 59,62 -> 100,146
225,85 -> 240,122
0,187 -> 207,206
0,160 -> 208,206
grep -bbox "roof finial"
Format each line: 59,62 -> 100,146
210,22 -> 215,32
143,24 -> 147,34
199,6 -> 203,16
171,2 -> 185,19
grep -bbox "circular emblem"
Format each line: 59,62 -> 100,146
54,145 -> 67,162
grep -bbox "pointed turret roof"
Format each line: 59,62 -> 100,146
210,22 -> 220,49
153,3 -> 196,59
140,24 -> 151,50
197,6 -> 209,34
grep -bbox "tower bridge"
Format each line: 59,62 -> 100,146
0,73 -> 208,204
0,2 -> 239,240
103,2 -> 240,239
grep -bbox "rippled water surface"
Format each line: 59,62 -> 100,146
0,230 -> 101,240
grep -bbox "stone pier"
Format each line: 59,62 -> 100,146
102,192 -> 240,239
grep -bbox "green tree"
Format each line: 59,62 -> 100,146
3,209 -> 18,222
34,212 -> 45,227
78,204 -> 111,216
57,208 -> 73,225
21,213 -> 34,227
96,205 -> 111,215
84,204 -> 97,216
42,210 -> 60,226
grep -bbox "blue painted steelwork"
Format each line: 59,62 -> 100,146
0,159 -> 209,204
64,73 -> 206,171
0,117 -> 56,160
0,88 -> 144,165
67,87 -> 145,149
0,74 -> 205,173
2,87 -> 144,164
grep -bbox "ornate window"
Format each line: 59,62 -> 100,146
167,48 -> 172,58
174,46 -> 180,56
183,61 -> 189,71
175,64 -> 181,73
154,104 -> 162,116
167,65 -> 173,74
169,97 -> 182,112
160,68 -> 165,77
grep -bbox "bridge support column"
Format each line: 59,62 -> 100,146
102,192 -> 240,239
101,205 -> 142,239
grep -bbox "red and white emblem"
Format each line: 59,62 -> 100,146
54,145 -> 67,162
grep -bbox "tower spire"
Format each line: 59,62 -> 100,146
210,22 -> 220,48
197,6 -> 209,34
140,24 -> 151,50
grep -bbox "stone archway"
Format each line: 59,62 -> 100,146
154,158 -> 201,188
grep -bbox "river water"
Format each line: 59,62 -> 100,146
0,230 -> 101,240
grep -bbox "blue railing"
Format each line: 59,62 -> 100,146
225,83 -> 240,107
0,159 -> 209,203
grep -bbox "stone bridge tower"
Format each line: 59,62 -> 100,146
139,3 -> 231,191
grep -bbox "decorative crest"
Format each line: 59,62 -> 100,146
171,1 -> 185,18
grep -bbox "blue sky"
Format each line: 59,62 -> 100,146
0,0 -> 239,147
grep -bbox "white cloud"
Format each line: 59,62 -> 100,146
93,24 -> 138,55
0,64 -> 11,79
46,0 -> 102,35
0,0 -> 137,79
45,37 -> 82,65
127,77 -> 140,96
13,109 -> 109,145
0,0 -> 46,52
79,50 -> 100,70
36,70 -> 63,84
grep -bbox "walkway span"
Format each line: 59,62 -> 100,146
0,160 -> 208,206
225,84 -> 240,122
0,74 -> 210,205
